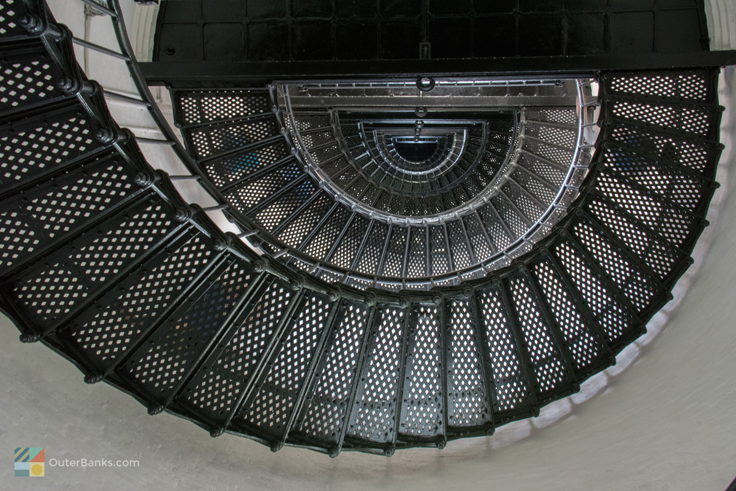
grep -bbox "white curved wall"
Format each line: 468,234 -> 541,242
706,0 -> 736,50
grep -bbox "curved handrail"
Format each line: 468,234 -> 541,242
70,1 -> 608,294
104,0 -> 226,206
52,0 -> 722,310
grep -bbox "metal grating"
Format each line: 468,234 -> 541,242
1,54 -> 60,112
0,154 -> 136,269
0,1 -> 726,456
294,302 -> 369,447
447,297 -> 490,429
0,111 -> 98,187
399,304 -> 443,439
347,305 -> 406,445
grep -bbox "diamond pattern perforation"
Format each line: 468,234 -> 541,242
611,100 -> 715,137
573,220 -> 657,312
121,260 -> 252,399
12,196 -> 174,328
608,123 -> 718,174
0,112 -> 97,187
226,161 -> 305,213
65,231 -> 214,371
0,157 -> 136,270
508,276 -> 569,396
185,84 -> 602,290
532,260 -> 604,372
602,151 -> 705,214
333,114 -> 514,217
607,72 -> 711,102
445,220 -> 472,270
355,221 -> 389,277
529,108 -> 577,125
554,240 -> 634,345
189,118 -> 280,159
379,226 -> 409,278
522,138 -> 574,167
295,302 -> 369,444
348,306 -> 405,444
447,298 -> 489,428
518,152 -> 566,188
492,194 -> 526,238
0,0 -> 25,38
253,180 -> 319,232
236,293 -> 332,438
596,168 -> 694,248
477,288 -> 531,413
0,52 -> 724,456
1,54 -> 61,113
586,197 -> 679,281
182,281 -> 293,425
276,193 -> 332,248
399,304 -> 442,438
429,225 -> 450,276
512,167 -> 556,205
119,262 -> 250,400
202,141 -> 289,189
303,206 -> 352,260
328,215 -> 370,270
406,226 -> 429,278
525,123 -> 577,149
503,181 -> 544,224
477,203 -> 513,251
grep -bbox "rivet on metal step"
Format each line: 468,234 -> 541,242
214,238 -> 232,252
270,441 -> 284,453
19,333 -> 40,343
95,128 -> 117,144
134,172 -> 155,187
20,15 -> 44,34
417,76 -> 435,92
147,405 -> 164,416
252,259 -> 266,273
84,373 -> 103,384
174,207 -> 194,223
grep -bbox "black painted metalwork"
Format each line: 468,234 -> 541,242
151,0 -> 714,69
0,0 -> 728,457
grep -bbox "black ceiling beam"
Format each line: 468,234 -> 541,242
140,51 -> 736,87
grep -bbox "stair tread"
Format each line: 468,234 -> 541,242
0,3 -> 724,455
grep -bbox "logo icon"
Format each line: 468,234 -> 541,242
14,448 -> 45,477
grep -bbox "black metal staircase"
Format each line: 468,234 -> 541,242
0,0 -> 726,456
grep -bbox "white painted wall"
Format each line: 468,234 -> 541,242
706,0 -> 736,50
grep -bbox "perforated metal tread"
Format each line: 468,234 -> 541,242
174,81 -> 596,292
0,0 -> 725,456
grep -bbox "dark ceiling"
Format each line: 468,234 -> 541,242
153,0 -> 710,63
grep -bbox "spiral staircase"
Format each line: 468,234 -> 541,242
0,0 -> 729,456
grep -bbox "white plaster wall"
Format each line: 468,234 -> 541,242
706,0 -> 736,50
